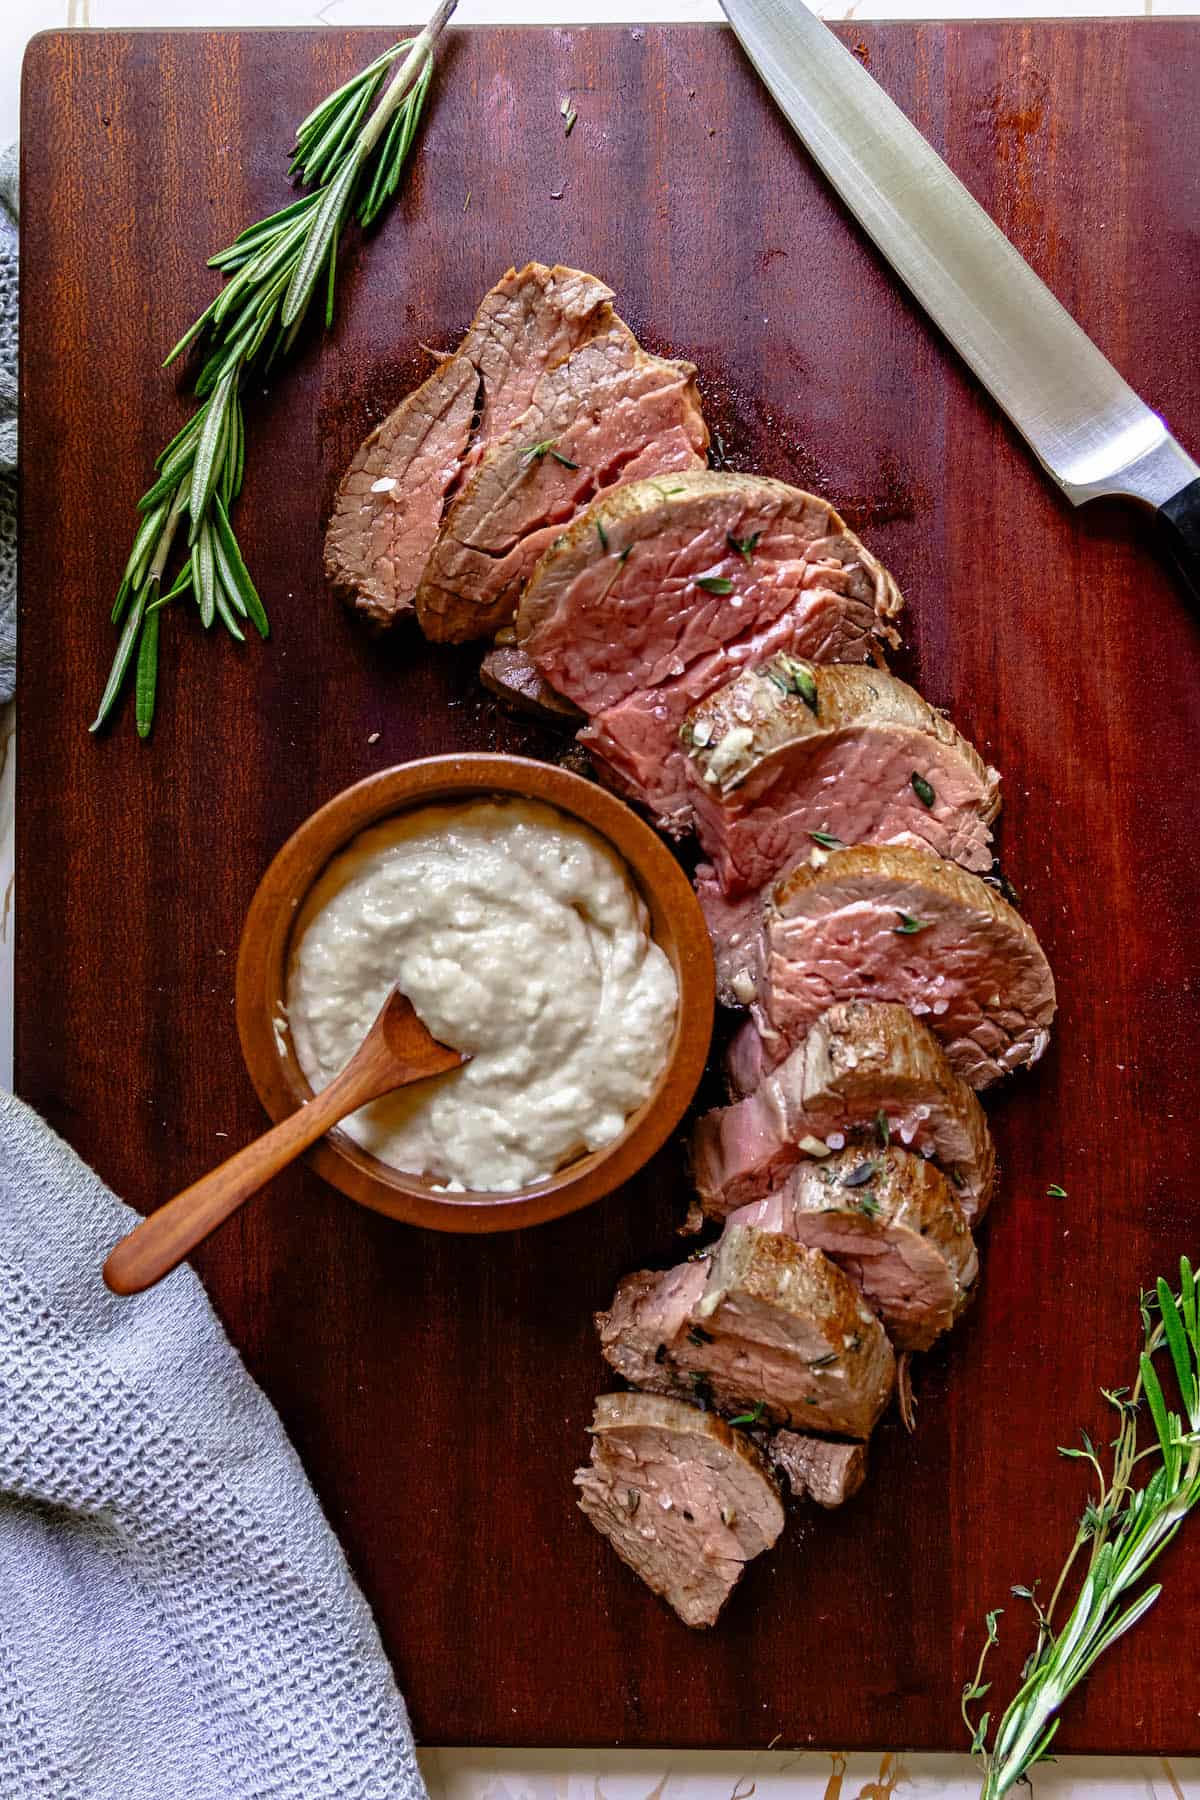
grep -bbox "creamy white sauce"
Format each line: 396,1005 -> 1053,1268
286,798 -> 678,1193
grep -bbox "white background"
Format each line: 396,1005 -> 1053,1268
6,0 -> 1200,1792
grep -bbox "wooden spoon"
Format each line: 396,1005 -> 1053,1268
103,990 -> 465,1296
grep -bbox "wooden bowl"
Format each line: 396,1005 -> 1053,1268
236,754 -> 715,1232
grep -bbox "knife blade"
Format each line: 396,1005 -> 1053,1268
719,0 -> 1200,599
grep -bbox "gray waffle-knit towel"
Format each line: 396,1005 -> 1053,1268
0,1090 -> 427,1800
0,146 -> 15,703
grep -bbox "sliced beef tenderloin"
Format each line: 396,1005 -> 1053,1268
324,357 -> 478,628
690,1000 -> 997,1223
746,844 -> 1055,1090
694,870 -> 764,1006
597,1226 -> 895,1439
464,264 -> 616,459
598,1260 -> 709,1376
479,644 -> 583,723
516,472 -> 904,832
325,263 -> 614,625
582,603 -> 871,833
683,660 -> 1000,894
724,1013 -> 772,1099
416,323 -> 709,642
574,1392 -> 784,1628
768,1431 -> 867,1507
518,473 -> 904,710
730,1145 -> 978,1351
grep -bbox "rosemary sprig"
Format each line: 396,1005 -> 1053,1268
964,1257 -> 1200,1798
92,0 -> 457,739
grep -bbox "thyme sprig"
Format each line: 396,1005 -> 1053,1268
964,1258 -> 1200,1798
729,1400 -> 768,1427
92,0 -> 457,739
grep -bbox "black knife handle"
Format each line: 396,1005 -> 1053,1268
1158,477 -> 1200,607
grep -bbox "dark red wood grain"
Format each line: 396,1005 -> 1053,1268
17,21 -> 1200,1753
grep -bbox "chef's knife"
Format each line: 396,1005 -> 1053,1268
719,0 -> 1200,601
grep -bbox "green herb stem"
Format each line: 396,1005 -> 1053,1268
965,1258 -> 1200,1798
729,1400 -> 767,1427
92,0 -> 457,738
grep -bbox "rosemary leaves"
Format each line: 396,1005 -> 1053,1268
964,1259 -> 1200,1797
92,0 -> 457,738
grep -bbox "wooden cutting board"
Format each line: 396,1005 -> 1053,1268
18,20 -> 1200,1754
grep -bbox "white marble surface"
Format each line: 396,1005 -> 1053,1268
8,0 -> 1200,1790
418,1751 -> 1200,1797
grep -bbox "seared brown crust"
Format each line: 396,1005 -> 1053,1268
588,1392 -> 777,1476
775,840 -> 1027,921
734,1145 -> 978,1351
597,1227 -> 895,1439
799,1002 -> 998,1217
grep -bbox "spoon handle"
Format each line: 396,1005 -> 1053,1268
102,1067 -> 365,1296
